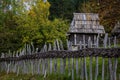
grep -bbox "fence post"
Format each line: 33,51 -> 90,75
67,40 -> 72,76
0,37 -> 120,80
48,44 -> 52,74
17,62 -> 20,76
113,36 -> 118,80
113,58 -> 118,80
7,62 -> 11,74
95,34 -> 99,80
76,58 -> 79,78
83,35 -> 88,80
60,58 -> 64,74
37,59 -> 41,74
60,40 -> 66,74
72,58 -> 74,80
88,37 -> 93,80
79,41 -> 83,80
102,58 -> 105,80
53,41 -> 57,73
102,33 -> 108,80
108,58 -> 113,80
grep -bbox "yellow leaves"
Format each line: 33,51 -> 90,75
36,0 -> 50,17
23,36 -> 29,43
28,10 -> 36,17
14,0 -> 68,47
27,0 -> 50,22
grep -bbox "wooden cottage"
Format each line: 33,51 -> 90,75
112,21 -> 120,38
67,13 -> 105,49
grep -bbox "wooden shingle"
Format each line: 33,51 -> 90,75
68,13 -> 105,34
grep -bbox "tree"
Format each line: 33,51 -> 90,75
99,0 -> 120,33
79,0 -> 120,33
48,0 -> 84,20
0,0 -> 24,52
15,0 -> 69,49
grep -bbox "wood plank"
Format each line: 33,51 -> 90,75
72,58 -> 74,80
113,58 -> 118,80
102,58 -> 105,80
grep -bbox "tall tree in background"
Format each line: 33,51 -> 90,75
15,0 -> 51,45
0,0 -> 24,52
0,0 -> 69,52
15,0 -> 68,49
99,0 -> 120,33
80,0 -> 120,33
48,0 -> 84,20
3,0 -> 120,52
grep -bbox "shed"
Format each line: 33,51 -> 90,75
67,13 -> 105,49
112,21 -> 120,37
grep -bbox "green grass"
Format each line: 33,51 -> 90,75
0,72 -> 74,80
0,57 -> 120,80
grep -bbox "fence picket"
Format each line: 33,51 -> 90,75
7,62 -> 11,74
72,58 -> 74,80
68,58 -> 71,76
17,62 -> 20,76
83,35 -> 88,80
95,35 -> 99,80
76,58 -> 79,77
95,57 -> 98,80
60,59 -> 64,74
102,58 -> 105,80
0,36 -> 119,80
84,57 -> 88,80
109,58 -> 113,80
88,36 -> 93,80
113,58 -> 118,80
89,57 -> 92,80
63,59 -> 66,73
80,58 -> 84,80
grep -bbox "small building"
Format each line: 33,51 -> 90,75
112,21 -> 120,38
67,13 -> 105,49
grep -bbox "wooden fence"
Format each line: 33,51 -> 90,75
0,34 -> 120,80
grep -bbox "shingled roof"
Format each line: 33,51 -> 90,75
112,21 -> 120,34
68,13 -> 105,34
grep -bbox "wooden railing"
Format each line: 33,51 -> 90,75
0,34 -> 120,80
0,48 -> 120,61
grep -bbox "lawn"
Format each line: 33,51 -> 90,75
0,57 -> 120,80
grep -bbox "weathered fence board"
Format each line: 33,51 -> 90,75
0,35 -> 120,80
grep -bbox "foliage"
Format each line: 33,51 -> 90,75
0,58 -> 120,80
0,0 -> 69,52
0,0 -> 120,52
15,0 -> 68,49
0,0 -> 24,52
80,0 -> 120,33
0,0 -> 25,52
48,0 -> 85,20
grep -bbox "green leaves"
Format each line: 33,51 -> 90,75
14,0 -> 69,50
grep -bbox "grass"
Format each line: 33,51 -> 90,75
0,57 -> 120,80
0,72 -> 73,80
